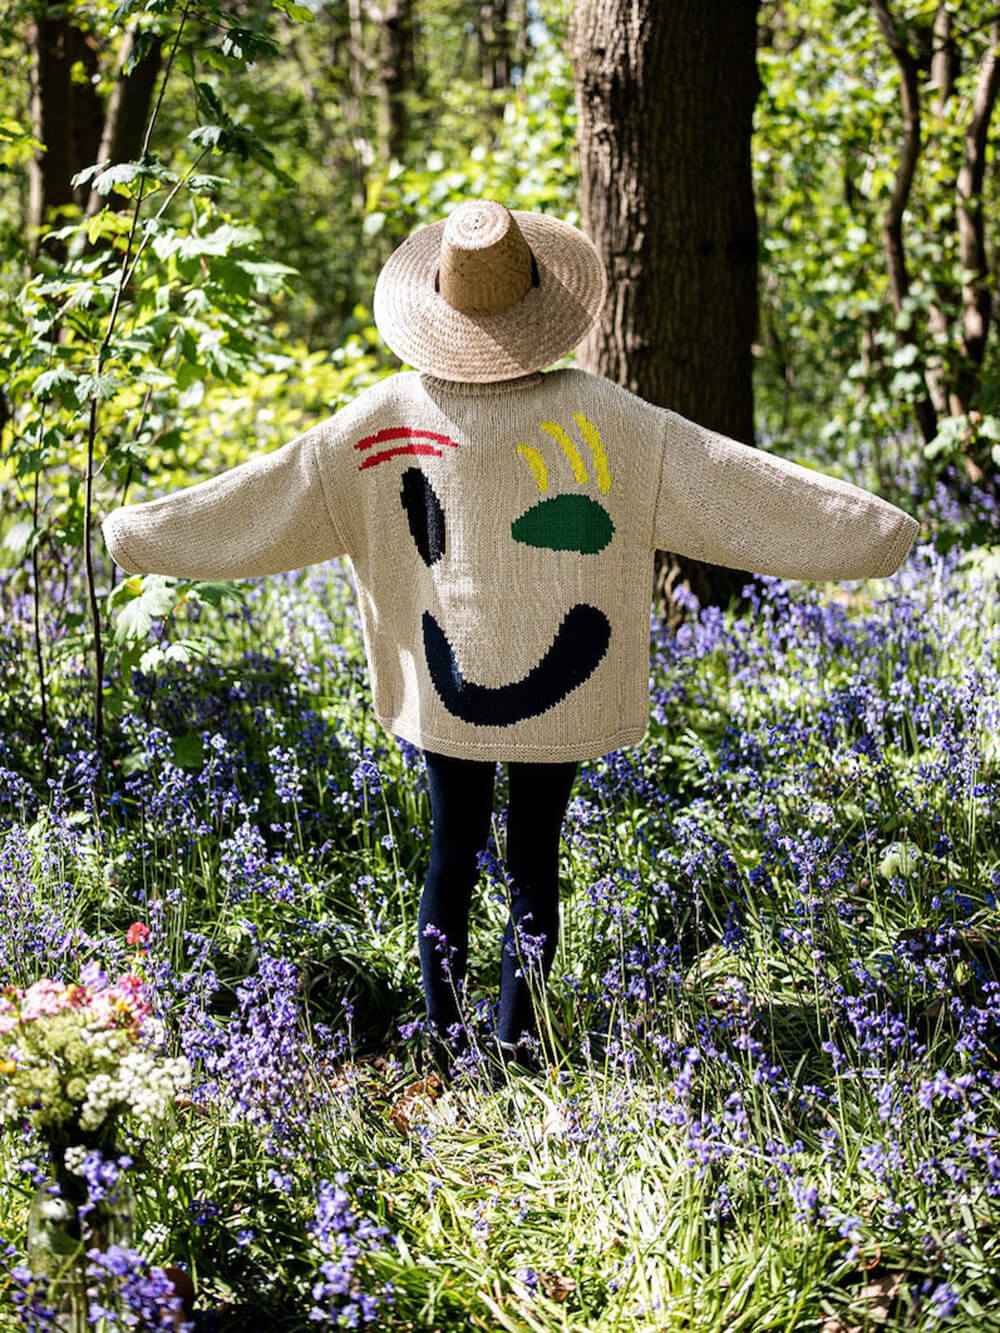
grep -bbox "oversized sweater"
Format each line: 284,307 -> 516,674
102,368 -> 918,762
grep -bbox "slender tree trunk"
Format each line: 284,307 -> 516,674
924,2 -> 954,416
954,15 -> 1000,413
871,0 -> 938,444
930,2 -> 955,112
479,0 -> 511,94
346,0 -> 379,191
571,0 -> 760,608
511,0 -> 531,79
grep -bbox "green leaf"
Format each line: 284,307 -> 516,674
121,748 -> 150,775
2,521 -> 39,557
172,733 -> 204,769
92,162 -> 145,196
33,368 -> 78,402
112,575 -> 179,645
271,0 -> 315,19
115,597 -> 155,643
71,162 -> 107,189
124,30 -> 159,76
186,580 -> 246,608
77,373 -> 122,402
878,842 -> 921,880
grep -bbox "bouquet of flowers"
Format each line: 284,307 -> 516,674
0,964 -> 190,1147
2,946 -> 193,1328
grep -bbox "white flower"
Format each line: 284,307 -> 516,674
39,1196 -> 73,1223
63,1145 -> 88,1175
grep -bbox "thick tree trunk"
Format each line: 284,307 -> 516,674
375,0 -> 415,165
571,0 -> 760,608
28,11 -> 104,250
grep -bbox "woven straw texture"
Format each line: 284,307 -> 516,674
373,203 -> 607,382
103,369 -> 918,763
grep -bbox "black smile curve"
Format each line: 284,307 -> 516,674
422,603 -> 611,727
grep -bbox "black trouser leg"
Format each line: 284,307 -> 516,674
418,751 -> 495,1042
497,760 -> 578,1049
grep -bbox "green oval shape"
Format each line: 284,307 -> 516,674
511,494 -> 615,555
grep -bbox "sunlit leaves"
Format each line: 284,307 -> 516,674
756,0 -> 1000,466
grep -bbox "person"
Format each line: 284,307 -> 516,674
103,199 -> 918,1071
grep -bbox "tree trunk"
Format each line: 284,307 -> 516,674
571,0 -> 760,608
870,0 -> 938,444
479,0 -> 511,95
954,15 -> 1000,414
27,10 -> 104,251
375,0 -> 415,166
87,29 -> 164,216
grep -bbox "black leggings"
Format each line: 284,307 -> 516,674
418,751 -> 577,1049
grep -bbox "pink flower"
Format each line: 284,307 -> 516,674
126,922 -> 151,947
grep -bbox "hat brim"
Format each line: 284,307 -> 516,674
373,211 -> 607,382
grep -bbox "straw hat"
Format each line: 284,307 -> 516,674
373,200 -> 607,382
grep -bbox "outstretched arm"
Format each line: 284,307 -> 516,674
653,411 -> 918,582
103,425 -> 346,580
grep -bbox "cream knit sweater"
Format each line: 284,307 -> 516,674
103,368 -> 918,762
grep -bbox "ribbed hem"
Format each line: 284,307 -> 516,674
877,513 -> 919,577
381,716 -> 648,763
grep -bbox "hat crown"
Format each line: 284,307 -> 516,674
438,201 -> 533,317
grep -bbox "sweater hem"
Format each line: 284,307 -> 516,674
379,716 -> 649,762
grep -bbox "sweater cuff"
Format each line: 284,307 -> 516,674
102,511 -> 143,576
875,511 -> 919,578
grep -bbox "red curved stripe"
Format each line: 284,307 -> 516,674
355,426 -> 458,452
358,443 -> 443,470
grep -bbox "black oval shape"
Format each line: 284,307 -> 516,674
400,468 -> 446,567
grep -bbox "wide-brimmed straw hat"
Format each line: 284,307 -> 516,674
373,200 -> 607,382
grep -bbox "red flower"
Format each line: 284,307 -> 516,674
126,922 -> 151,947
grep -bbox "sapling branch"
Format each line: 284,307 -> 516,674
82,4 -> 193,755
31,470 -> 50,782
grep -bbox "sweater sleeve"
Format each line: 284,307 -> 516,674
102,425 -> 347,580
652,410 -> 918,581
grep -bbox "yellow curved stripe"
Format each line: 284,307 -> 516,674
540,421 -> 588,485
573,413 -> 611,493
516,443 -> 549,493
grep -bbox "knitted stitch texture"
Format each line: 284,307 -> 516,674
102,368 -> 919,762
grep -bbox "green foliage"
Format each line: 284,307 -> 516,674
0,0 -> 586,744
755,0 -> 1000,487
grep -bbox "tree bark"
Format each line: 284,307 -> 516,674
571,0 -> 760,608
870,0 -> 938,444
930,2 -> 955,113
925,3 -> 955,417
375,0 -> 415,165
87,29 -> 164,216
27,11 -> 103,250
479,0 -> 511,95
954,15 -> 1000,412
